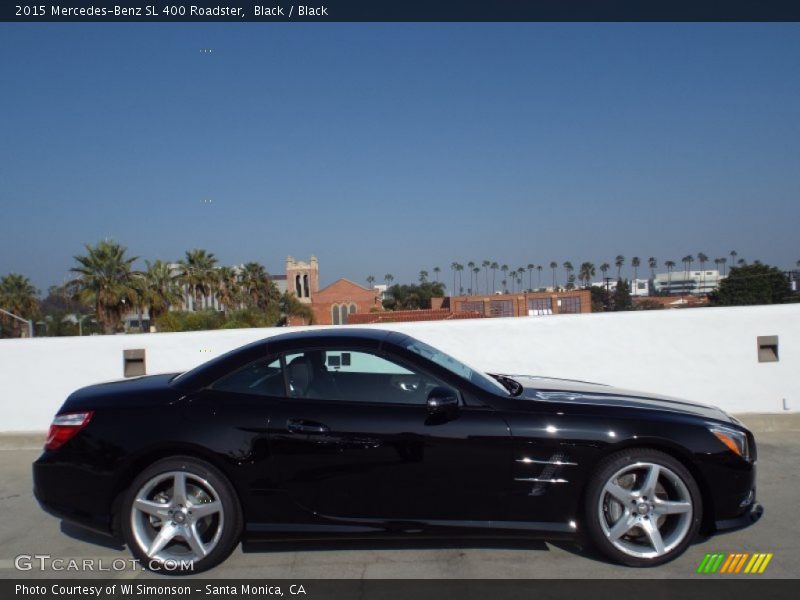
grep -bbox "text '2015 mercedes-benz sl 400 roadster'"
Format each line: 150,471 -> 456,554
33,329 -> 762,573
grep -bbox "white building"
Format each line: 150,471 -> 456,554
591,278 -> 651,297
653,269 -> 724,296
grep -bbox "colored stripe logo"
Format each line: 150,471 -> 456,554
696,552 -> 773,574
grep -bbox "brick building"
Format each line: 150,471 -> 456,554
311,279 -> 383,325
445,289 -> 592,317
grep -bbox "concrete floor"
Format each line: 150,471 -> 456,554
1,431 -> 798,580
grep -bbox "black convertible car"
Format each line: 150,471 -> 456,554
34,329 -> 761,573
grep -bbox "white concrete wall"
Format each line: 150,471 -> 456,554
0,304 -> 797,432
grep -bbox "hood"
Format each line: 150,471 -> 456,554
507,374 -> 735,423
60,373 -> 184,413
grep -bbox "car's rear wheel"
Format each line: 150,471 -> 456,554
584,448 -> 702,567
121,456 -> 241,574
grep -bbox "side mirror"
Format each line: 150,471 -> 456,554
426,386 -> 460,417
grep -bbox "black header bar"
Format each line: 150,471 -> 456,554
3,1 -> 800,23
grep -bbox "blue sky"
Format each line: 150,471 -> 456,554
1,24 -> 798,292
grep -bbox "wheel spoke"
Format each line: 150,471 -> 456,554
639,464 -> 660,497
604,481 -> 633,505
172,472 -> 188,506
653,499 -> 691,515
191,500 -> 222,519
640,518 -> 666,555
134,498 -> 170,517
185,523 -> 208,558
147,523 -> 178,557
606,512 -> 635,540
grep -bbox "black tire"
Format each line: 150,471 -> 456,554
121,456 -> 242,575
584,448 -> 702,567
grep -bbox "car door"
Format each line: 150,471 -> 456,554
266,343 -> 512,524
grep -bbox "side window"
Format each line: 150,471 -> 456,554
212,357 -> 285,397
283,349 -> 457,405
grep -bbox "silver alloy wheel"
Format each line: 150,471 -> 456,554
130,470 -> 224,564
598,461 -> 693,559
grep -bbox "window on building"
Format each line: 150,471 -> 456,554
212,357 -> 285,397
559,296 -> 582,314
489,299 -> 514,317
528,297 -> 553,315
458,300 -> 484,314
331,304 -> 341,325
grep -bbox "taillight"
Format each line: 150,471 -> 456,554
45,411 -> 93,450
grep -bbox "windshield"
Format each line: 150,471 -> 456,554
402,339 -> 509,395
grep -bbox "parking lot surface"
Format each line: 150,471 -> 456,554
1,431 -> 798,580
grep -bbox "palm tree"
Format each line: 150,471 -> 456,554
215,266 -> 241,316
366,275 -> 375,288
450,262 -> 459,295
682,255 -> 694,292
664,260 -> 676,294
578,262 -> 595,288
467,262 -> 475,293
178,249 -> 218,311
729,250 -> 738,269
456,264 -> 464,294
599,262 -> 610,287
716,258 -> 727,276
70,240 -> 138,334
631,257 -> 641,281
549,261 -> 558,289
562,262 -> 574,288
536,265 -> 543,288
0,273 -> 38,337
419,270 -> 429,283
526,264 -> 534,291
500,265 -> 509,292
472,267 -> 480,294
432,267 -> 441,282
482,260 -> 491,294
490,262 -> 499,293
648,257 -> 657,279
240,262 -> 277,310
142,260 -> 183,329
697,252 -> 709,291
615,255 -> 625,279
384,273 -> 394,287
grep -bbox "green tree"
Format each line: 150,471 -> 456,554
142,260 -> 184,329
631,256 -> 641,281
578,262 -> 595,288
482,260 -> 491,293
383,281 -> 446,310
490,262 -> 499,293
615,255 -> 625,279
366,275 -> 375,287
178,249 -> 218,311
590,286 -> 612,312
419,270 -> 429,284
549,261 -> 558,289
664,260 -> 676,294
648,257 -> 658,279
710,264 -> 792,306
432,266 -> 441,282
467,261 -> 475,292
70,240 -> 138,334
612,278 -> 633,311
0,273 -> 39,337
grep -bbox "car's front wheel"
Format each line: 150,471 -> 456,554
121,456 -> 242,574
584,448 -> 702,567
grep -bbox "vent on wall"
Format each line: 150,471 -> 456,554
123,349 -> 146,377
757,336 -> 779,363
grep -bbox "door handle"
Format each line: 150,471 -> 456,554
287,418 -> 330,434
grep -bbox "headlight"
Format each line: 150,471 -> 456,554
708,425 -> 750,461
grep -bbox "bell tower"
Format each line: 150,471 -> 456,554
285,256 -> 320,304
